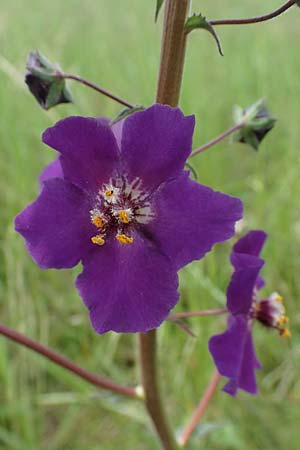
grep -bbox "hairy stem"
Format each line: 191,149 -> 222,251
210,0 -> 297,27
60,73 -> 134,108
156,0 -> 190,106
168,308 -> 228,320
190,122 -> 243,157
138,2 -> 191,449
139,331 -> 179,450
0,323 -> 138,398
178,371 -> 221,447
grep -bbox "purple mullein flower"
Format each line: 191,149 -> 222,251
209,230 -> 290,396
15,104 -> 242,334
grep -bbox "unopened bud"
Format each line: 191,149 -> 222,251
25,50 -> 72,110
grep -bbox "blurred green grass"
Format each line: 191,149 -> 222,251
0,0 -> 300,449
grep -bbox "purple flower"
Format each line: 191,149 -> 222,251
209,230 -> 290,396
15,104 -> 242,334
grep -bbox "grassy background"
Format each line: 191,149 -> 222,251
0,0 -> 300,449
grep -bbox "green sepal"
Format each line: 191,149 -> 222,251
110,105 -> 145,126
185,13 -> 224,56
233,99 -> 276,151
155,0 -> 164,22
185,162 -> 198,181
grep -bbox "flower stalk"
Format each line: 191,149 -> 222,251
178,371 -> 221,447
59,72 -> 134,108
168,308 -> 228,320
210,0 -> 297,27
190,122 -> 243,157
0,323 -> 138,398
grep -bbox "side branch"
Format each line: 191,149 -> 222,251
190,123 -> 243,158
0,323 -> 137,398
210,0 -> 297,27
168,308 -> 227,320
178,371 -> 221,447
60,73 -> 134,109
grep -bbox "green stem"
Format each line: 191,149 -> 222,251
139,331 -> 179,450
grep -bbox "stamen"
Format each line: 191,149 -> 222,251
92,216 -> 105,228
91,235 -> 105,246
119,209 -> 130,224
279,328 -> 291,338
105,189 -> 114,197
278,315 -> 289,325
116,233 -> 134,245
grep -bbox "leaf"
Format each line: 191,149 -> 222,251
155,0 -> 164,22
110,105 -> 145,125
185,13 -> 224,56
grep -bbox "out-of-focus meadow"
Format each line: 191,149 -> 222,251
0,0 -> 299,449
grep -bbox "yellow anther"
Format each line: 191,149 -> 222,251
279,328 -> 291,338
91,235 -> 105,246
105,189 -> 114,197
119,210 -> 130,224
279,315 -> 289,325
92,216 -> 104,228
276,295 -> 284,302
116,233 -> 133,245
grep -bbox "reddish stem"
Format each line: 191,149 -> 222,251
168,308 -> 227,320
210,0 -> 297,26
178,371 -> 221,447
190,123 -> 243,158
61,73 -> 134,109
0,323 -> 137,398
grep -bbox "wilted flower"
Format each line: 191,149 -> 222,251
209,230 -> 290,396
15,104 -> 242,334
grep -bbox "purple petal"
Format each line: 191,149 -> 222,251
39,158 -> 63,187
233,230 -> 267,257
209,315 -> 260,396
120,104 -> 195,190
223,330 -> 260,396
42,116 -> 120,191
227,261 -> 264,315
146,172 -> 243,270
76,234 -> 179,333
15,178 -> 94,269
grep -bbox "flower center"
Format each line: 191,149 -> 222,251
89,177 -> 153,246
252,292 -> 290,338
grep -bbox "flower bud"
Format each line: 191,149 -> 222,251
233,99 -> 276,151
25,50 -> 72,110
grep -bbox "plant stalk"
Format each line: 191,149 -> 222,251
0,323 -> 137,398
178,371 -> 221,447
60,73 -> 134,108
138,2 -> 190,449
139,331 -> 179,450
156,0 -> 190,106
210,0 -> 297,27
